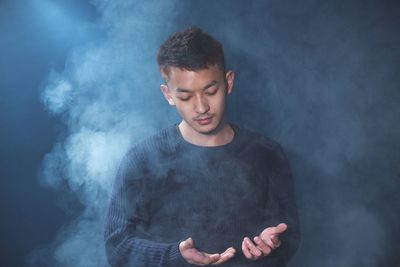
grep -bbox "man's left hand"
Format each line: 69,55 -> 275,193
241,223 -> 287,261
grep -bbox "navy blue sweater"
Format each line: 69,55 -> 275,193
104,124 -> 300,267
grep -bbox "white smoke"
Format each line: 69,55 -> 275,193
33,1 -> 181,266
29,1 -> 398,266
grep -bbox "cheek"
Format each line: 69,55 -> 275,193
176,103 -> 193,116
210,95 -> 226,110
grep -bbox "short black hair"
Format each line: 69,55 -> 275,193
157,26 -> 225,79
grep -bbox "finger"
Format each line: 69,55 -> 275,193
212,247 -> 236,265
263,223 -> 288,238
273,239 -> 281,248
244,237 -> 263,258
192,250 -> 220,265
179,237 -> 194,251
242,239 -> 254,260
275,223 -> 287,234
204,253 -> 221,265
265,238 -> 276,250
253,236 -> 272,255
270,235 -> 281,248
262,234 -> 277,249
219,247 -> 236,259
179,238 -> 223,265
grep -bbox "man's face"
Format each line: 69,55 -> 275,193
160,64 -> 234,135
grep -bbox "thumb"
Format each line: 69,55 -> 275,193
275,223 -> 288,234
180,237 -> 195,250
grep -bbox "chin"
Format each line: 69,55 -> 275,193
194,123 -> 220,135
197,128 -> 216,135
184,117 -> 223,135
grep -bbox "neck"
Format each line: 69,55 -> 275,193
178,120 -> 235,147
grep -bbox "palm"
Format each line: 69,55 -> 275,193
184,247 -> 210,262
179,237 -> 235,265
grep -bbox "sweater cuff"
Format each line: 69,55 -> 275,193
167,242 -> 188,266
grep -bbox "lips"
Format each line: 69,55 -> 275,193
195,116 -> 213,125
195,116 -> 212,121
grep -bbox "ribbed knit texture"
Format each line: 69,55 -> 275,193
104,124 -> 300,267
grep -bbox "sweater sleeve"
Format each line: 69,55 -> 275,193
260,144 -> 301,266
104,149 -> 188,267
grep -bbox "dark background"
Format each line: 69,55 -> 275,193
1,1 -> 98,266
1,0 -> 399,266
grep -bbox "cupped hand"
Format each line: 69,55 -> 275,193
242,223 -> 287,261
179,237 -> 236,266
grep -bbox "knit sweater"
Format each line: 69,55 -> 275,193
104,124 -> 300,267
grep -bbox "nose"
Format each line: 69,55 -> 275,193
194,95 -> 210,114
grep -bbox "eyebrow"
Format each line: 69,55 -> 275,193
176,80 -> 218,93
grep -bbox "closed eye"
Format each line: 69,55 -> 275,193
178,96 -> 191,101
205,87 -> 219,96
206,91 -> 217,96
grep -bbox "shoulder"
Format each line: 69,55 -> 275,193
234,125 -> 291,175
115,125 -> 178,179
123,125 -> 179,162
234,124 -> 281,152
233,124 -> 290,166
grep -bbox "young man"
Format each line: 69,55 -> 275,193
104,27 -> 300,267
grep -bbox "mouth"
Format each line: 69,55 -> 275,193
194,116 -> 214,126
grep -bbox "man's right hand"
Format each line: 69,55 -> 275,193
179,237 -> 236,265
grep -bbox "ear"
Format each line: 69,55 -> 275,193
225,70 -> 235,95
160,84 -> 175,106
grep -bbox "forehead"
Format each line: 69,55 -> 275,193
166,65 -> 224,89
